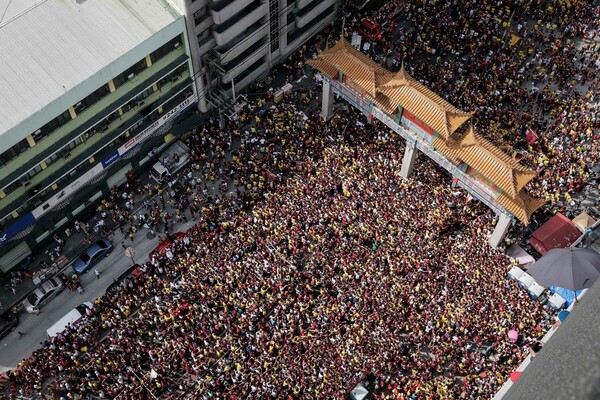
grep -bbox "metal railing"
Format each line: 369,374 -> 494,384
327,78 -> 514,221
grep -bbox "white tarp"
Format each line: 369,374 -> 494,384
572,212 -> 596,233
508,266 -> 525,281
349,384 -> 369,400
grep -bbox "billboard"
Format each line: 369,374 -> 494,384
1,94 -> 197,247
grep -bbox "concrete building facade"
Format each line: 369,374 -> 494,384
0,0 -> 198,271
172,0 -> 340,112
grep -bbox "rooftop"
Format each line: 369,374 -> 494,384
0,0 -> 181,137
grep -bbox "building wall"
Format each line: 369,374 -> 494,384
177,0 -> 339,111
0,18 -> 189,155
0,17 -> 198,272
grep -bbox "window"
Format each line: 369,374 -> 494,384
45,152 -> 60,167
194,9 -> 207,26
269,0 -> 280,53
113,59 -> 147,90
26,164 -> 43,180
36,110 -> 72,143
80,84 -> 110,109
80,252 -> 91,263
150,35 -> 183,63
0,138 -> 30,166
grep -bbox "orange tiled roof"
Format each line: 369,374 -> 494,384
306,39 -> 545,224
496,191 -> 546,225
434,125 -> 538,198
376,66 -> 473,139
307,39 -> 390,98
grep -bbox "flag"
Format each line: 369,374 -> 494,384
466,193 -> 473,203
526,128 -> 538,144
510,34 -> 521,47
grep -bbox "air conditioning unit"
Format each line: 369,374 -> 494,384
61,148 -> 71,159
174,42 -> 180,48
128,73 -> 136,80
20,177 -> 31,187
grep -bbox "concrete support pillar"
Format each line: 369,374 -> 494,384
108,79 -> 116,92
321,80 -> 335,120
145,55 -> 153,68
400,143 -> 418,179
489,213 -> 512,248
68,106 -> 77,119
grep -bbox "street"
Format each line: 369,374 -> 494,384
0,217 -> 197,370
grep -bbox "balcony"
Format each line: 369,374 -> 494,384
214,20 -> 268,64
295,0 -> 312,9
222,41 -> 268,83
194,14 -> 213,35
295,0 -> 336,28
190,0 -> 210,10
198,34 -> 217,55
212,1 -> 267,46
210,0 -> 254,24
288,3 -> 336,46
0,77 -> 193,221
0,46 -> 188,189
227,59 -> 270,90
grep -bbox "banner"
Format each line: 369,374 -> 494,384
525,128 -> 538,145
0,213 -> 35,246
33,95 -> 197,220
401,109 -> 437,142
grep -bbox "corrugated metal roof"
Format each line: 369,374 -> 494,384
307,39 -> 546,224
0,0 -> 181,135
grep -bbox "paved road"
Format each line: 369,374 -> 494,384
0,217 -> 197,370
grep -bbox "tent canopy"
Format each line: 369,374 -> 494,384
529,213 -> 581,255
507,243 -> 535,267
572,212 -> 596,233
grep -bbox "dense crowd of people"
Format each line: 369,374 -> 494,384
5,102 -> 554,399
3,0 -> 599,399
346,0 -> 599,214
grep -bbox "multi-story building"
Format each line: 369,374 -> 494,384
0,0 -> 198,271
172,0 -> 340,113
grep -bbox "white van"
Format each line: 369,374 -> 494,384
46,302 -> 93,338
150,140 -> 190,182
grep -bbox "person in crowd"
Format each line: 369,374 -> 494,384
4,1 -> 598,399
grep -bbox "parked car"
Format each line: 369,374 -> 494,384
0,311 -> 19,339
72,238 -> 113,274
22,276 -> 64,313
46,302 -> 93,338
